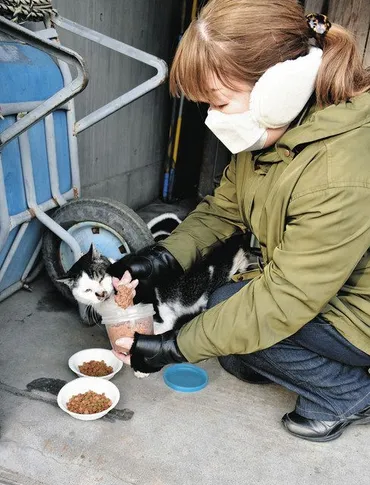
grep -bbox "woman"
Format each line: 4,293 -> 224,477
108,0 -> 370,442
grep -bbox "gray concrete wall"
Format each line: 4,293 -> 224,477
52,0 -> 177,209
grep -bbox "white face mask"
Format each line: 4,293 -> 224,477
204,47 -> 323,154
205,109 -> 268,154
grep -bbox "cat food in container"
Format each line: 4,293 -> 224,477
99,301 -> 155,352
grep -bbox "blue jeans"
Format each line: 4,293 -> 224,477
208,281 -> 370,421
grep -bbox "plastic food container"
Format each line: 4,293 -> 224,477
99,300 -> 155,352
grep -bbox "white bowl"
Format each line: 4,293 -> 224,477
57,377 -> 120,421
68,348 -> 123,380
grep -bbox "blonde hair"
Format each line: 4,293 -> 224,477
170,0 -> 370,106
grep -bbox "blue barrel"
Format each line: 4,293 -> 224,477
0,39 -> 73,296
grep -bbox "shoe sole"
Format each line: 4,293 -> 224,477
282,415 -> 370,442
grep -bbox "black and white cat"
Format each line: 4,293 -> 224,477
57,244 -> 115,308
152,235 -> 254,333
57,234 -> 256,334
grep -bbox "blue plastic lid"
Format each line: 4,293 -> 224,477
163,363 -> 209,393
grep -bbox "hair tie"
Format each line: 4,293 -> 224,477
306,13 -> 331,37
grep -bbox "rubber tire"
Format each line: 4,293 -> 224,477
42,197 -> 154,302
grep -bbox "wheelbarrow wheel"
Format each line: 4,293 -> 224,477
42,197 -> 154,303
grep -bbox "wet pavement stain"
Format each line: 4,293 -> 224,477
36,288 -> 74,313
27,377 -> 67,395
0,378 -> 134,422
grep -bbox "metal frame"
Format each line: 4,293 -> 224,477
53,16 -> 168,135
0,13 -> 168,301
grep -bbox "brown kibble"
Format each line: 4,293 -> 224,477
78,360 -> 113,377
67,390 -> 112,414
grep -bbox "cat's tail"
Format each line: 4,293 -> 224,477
228,247 -> 253,278
147,213 -> 182,242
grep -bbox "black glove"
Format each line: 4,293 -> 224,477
107,245 -> 183,303
129,330 -> 187,373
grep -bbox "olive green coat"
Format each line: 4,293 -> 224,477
161,93 -> 370,363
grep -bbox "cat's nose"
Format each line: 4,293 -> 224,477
95,291 -> 107,299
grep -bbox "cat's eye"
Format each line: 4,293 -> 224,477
85,289 -> 92,293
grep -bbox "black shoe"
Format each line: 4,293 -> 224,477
218,355 -> 271,384
282,406 -> 370,442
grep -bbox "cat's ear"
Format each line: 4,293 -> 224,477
56,277 -> 74,289
88,243 -> 100,260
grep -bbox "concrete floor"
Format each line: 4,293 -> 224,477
1,273 -> 370,485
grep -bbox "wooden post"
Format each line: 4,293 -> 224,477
327,0 -> 370,60
304,0 -> 326,14
363,42 -> 370,68
304,0 -> 370,65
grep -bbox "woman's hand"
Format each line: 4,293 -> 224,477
107,245 -> 183,303
112,337 -> 133,366
112,271 -> 139,308
112,330 -> 187,373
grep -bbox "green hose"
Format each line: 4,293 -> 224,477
0,0 -> 57,23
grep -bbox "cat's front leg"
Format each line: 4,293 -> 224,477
134,370 -> 150,378
154,303 -> 177,334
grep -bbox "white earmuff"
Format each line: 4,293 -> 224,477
249,47 -> 323,129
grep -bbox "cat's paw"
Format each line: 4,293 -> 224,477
134,370 -> 150,378
154,321 -> 175,335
